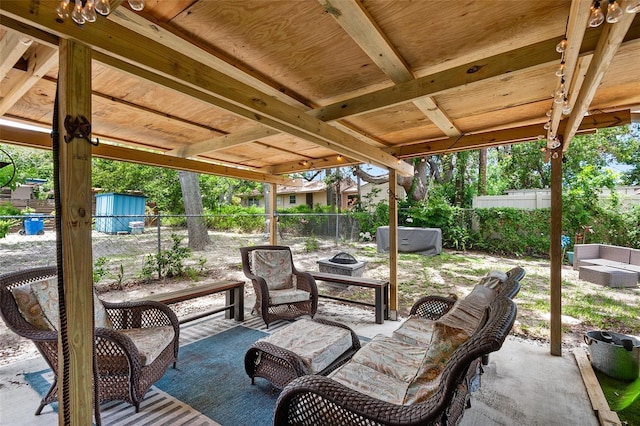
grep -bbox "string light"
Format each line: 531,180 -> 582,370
606,0 -> 624,23
56,0 -> 144,24
589,1 -> 605,27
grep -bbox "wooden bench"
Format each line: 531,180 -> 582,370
143,280 -> 244,324
309,271 -> 389,324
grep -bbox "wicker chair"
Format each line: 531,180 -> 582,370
240,245 -> 318,328
0,266 -> 180,415
274,296 -> 517,426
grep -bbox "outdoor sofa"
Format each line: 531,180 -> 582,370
274,267 -> 524,426
573,244 -> 640,287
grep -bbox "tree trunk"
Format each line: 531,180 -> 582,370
478,148 -> 487,195
178,171 -> 211,250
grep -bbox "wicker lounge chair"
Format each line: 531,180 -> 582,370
273,269 -> 523,426
0,266 -> 180,415
240,245 -> 318,328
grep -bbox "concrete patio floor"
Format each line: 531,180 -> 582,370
0,302 -> 600,426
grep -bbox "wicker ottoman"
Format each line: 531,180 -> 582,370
244,318 -> 361,389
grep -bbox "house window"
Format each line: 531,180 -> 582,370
289,195 -> 296,204
247,197 -> 259,207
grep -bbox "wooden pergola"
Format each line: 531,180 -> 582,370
1,1 -> 639,423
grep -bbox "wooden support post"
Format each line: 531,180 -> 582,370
269,182 -> 277,245
550,147 -> 563,356
57,39 -> 95,424
388,169 -> 398,320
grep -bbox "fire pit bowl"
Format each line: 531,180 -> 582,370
317,252 -> 367,277
585,330 -> 640,381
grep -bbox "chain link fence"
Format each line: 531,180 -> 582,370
0,213 -> 364,283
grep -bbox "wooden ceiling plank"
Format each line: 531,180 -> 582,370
0,30 -> 32,80
388,110 -> 630,157
107,7 -> 305,109
547,0 -> 591,141
310,21 -> 640,123
0,2 -> 413,176
0,123 -> 293,184
322,0 -> 461,137
167,127 -> 278,157
93,50 -> 411,174
561,12 -> 636,150
108,7 -> 390,153
0,43 -> 58,115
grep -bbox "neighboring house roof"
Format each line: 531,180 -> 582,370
239,178 -> 357,197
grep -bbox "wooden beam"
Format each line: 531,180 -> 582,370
550,142 -> 563,356
388,169 -> 398,320
386,110 -> 630,158
0,44 -> 58,115
0,124 -> 294,184
0,2 -> 413,176
310,22 -> 640,122
561,12 -> 636,150
320,0 -> 461,137
269,183 -> 277,245
167,127 -> 278,157
0,30 -> 32,80
547,0 -> 591,142
57,37 -> 94,425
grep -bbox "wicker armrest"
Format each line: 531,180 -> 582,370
274,374 -> 447,426
410,295 -> 457,320
245,340 -> 311,379
95,326 -> 143,373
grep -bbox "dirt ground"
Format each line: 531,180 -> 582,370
1,229 -> 639,367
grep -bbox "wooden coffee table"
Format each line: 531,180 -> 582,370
244,318 -> 361,389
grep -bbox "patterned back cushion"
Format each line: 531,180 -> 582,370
29,278 -> 112,330
250,249 -> 294,290
11,282 -> 54,330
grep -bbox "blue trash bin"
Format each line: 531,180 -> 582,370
23,215 -> 45,235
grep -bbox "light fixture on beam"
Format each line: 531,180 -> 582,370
57,0 -> 144,25
588,0 -> 638,27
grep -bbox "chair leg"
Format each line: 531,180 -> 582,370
35,402 -> 47,415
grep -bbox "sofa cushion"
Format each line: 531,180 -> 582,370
392,316 -> 437,347
329,361 -> 409,405
259,319 -> 353,373
250,249 -> 294,290
348,334 -> 428,382
119,325 -> 175,366
30,278 -> 112,329
404,322 -> 470,404
268,288 -> 310,305
600,245 -> 631,264
436,298 -> 486,336
464,284 -> 497,307
331,322 -> 470,406
11,283 -> 54,331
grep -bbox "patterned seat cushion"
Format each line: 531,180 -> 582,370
392,316 -> 437,347
29,277 -> 112,329
331,322 -> 469,405
119,326 -> 175,366
250,249 -> 295,290
259,319 -> 353,373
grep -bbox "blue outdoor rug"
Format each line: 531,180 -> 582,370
25,320 -> 284,426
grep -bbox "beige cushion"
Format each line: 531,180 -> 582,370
250,249 -> 295,290
464,284 -> 497,307
11,283 -> 54,330
269,288 -> 310,305
392,316 -> 437,347
119,326 -> 175,366
436,298 -> 486,336
260,319 -> 353,373
30,278 -> 112,330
